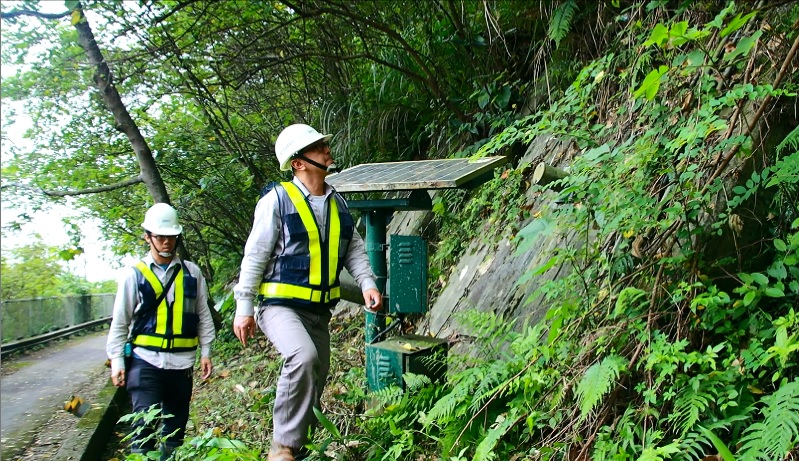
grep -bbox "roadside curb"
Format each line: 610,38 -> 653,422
81,384 -> 128,461
54,381 -> 128,461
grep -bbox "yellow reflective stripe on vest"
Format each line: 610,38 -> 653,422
133,261 -> 185,336
328,199 -> 340,285
282,182 -> 322,285
132,335 -> 198,349
135,261 -> 167,335
173,267 -> 184,332
259,282 -> 341,303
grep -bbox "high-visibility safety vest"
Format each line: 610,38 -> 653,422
258,181 -> 355,309
131,261 -> 200,352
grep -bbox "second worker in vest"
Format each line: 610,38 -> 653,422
107,203 -> 216,460
233,124 -> 383,461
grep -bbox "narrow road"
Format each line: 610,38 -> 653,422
1,331 -> 109,459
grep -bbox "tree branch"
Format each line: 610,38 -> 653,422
1,176 -> 143,197
69,2 -> 172,205
701,31 -> 799,196
0,9 -> 70,20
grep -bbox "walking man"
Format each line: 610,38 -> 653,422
233,124 -> 382,461
107,203 -> 215,460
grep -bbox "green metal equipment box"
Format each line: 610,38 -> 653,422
389,234 -> 427,314
366,334 -> 448,391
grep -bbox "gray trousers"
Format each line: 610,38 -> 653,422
257,305 -> 332,449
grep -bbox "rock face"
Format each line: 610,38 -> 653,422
338,7 -> 798,343
380,102 -> 794,340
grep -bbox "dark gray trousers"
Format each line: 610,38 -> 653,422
126,357 -> 193,454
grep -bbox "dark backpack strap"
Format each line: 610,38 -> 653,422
260,181 -> 280,198
154,262 -> 181,308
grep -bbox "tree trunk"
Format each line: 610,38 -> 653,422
67,2 -> 226,331
69,2 -> 171,205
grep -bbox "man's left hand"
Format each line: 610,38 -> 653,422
363,288 -> 383,312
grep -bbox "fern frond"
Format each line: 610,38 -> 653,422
767,151 -> 799,187
547,0 -> 578,48
680,413 -> 754,461
369,384 -> 404,408
775,124 -> 799,155
473,407 -> 524,461
637,441 -> 681,461
679,430 -> 714,461
423,368 -> 480,426
739,380 -> 799,461
576,354 -> 628,421
469,359 -> 514,414
668,386 -> 713,436
403,372 -> 432,392
548,379 -> 567,410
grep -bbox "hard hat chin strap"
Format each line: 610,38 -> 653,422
158,251 -> 173,258
296,155 -> 341,174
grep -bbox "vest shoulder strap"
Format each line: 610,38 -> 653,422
132,261 -> 182,319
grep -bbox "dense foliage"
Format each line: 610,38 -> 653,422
357,3 -> 798,461
2,1 -> 798,460
1,242 -> 116,299
1,0 -> 553,288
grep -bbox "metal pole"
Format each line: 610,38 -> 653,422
364,209 -> 388,343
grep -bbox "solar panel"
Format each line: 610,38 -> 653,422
326,156 -> 507,192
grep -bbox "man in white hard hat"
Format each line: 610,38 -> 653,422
107,202 -> 216,460
233,124 -> 382,461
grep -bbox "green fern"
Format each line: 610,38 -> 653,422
403,372 -> 432,391
738,380 -> 799,461
576,354 -> 628,421
766,151 -> 799,188
456,310 -> 519,360
667,382 -> 713,436
422,368 -> 480,426
680,414 -> 752,461
548,0 -> 578,48
679,429 -> 716,461
695,426 -> 736,461
369,384 -> 405,409
469,359 -> 514,414
638,441 -> 681,461
473,407 -> 524,461
775,124 -> 799,155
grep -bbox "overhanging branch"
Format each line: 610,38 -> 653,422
0,9 -> 70,20
1,176 -> 143,197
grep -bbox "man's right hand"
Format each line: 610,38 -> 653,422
111,369 -> 126,387
233,315 -> 256,347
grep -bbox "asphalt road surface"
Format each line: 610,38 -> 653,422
1,331 -> 109,459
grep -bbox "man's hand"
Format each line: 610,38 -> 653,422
363,288 -> 383,312
233,315 -> 256,347
111,369 -> 126,387
200,357 -> 213,379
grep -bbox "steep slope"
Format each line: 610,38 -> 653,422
375,3 -> 798,460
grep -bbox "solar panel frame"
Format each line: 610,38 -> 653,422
326,156 -> 507,192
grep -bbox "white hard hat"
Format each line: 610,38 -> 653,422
141,203 -> 183,235
275,124 -> 332,171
